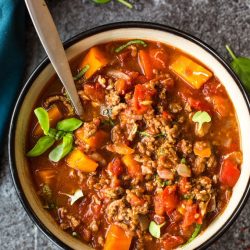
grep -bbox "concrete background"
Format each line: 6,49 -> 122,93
0,0 -> 250,249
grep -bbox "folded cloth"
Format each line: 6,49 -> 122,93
0,0 -> 25,144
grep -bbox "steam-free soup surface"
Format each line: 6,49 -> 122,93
27,40 -> 242,250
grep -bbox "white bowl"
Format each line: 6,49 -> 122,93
9,22 -> 250,250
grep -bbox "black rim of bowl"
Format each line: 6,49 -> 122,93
8,21 -> 250,250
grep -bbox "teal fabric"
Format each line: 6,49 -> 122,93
0,0 -> 25,143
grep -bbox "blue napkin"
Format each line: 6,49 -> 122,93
0,0 -> 25,143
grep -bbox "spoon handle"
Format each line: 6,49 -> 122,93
25,0 -> 84,116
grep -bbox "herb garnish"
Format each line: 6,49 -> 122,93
73,64 -> 90,81
192,111 -> 211,130
27,107 -> 83,162
91,0 -> 133,9
226,45 -> 250,93
181,158 -> 186,164
41,184 -> 55,210
115,39 -> 147,53
101,107 -> 115,127
155,175 -> 171,188
149,221 -> 166,239
184,224 -> 202,245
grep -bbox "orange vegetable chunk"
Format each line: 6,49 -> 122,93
111,143 -> 134,155
138,50 -> 153,79
66,148 -> 98,172
80,47 -> 109,79
75,128 -> 109,150
33,105 -> 63,137
169,55 -> 212,89
103,224 -> 132,250
122,154 -> 142,178
193,141 -> 211,158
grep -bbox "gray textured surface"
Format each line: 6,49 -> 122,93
0,0 -> 250,249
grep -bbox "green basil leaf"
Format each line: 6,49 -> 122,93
73,65 -> 90,81
27,135 -> 55,157
115,39 -> 147,53
55,130 -> 66,140
56,118 -> 83,132
185,224 -> 202,244
49,133 -> 73,162
192,111 -> 211,130
148,221 -> 165,239
34,107 -> 50,135
47,128 -> 57,138
226,45 -> 250,93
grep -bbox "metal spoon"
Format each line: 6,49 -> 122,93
25,0 -> 84,116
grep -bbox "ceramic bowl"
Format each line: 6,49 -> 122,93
8,22 -> 250,250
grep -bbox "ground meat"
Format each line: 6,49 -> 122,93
106,198 -> 139,232
169,103 -> 182,113
111,125 -> 128,144
207,154 -> 217,169
157,141 -> 179,166
195,122 -> 211,137
102,187 -> 125,199
60,214 -> 80,230
105,90 -> 120,106
82,118 -> 100,138
192,176 -> 213,202
89,220 -> 99,232
137,136 -> 159,157
193,156 -> 206,176
143,110 -> 169,135
111,103 -> 127,118
126,121 -> 138,141
177,139 -> 193,155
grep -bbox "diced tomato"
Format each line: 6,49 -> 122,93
149,48 -> 168,70
110,176 -> 121,188
202,80 -> 222,96
107,157 -> 123,176
187,97 -> 212,113
219,159 -> 240,187
125,70 -> 140,80
211,95 -> 230,117
162,185 -> 178,214
84,83 -> 105,103
135,75 -> 148,84
117,50 -> 130,66
169,210 -> 182,223
154,192 -> 165,216
182,203 -> 201,228
153,214 -> 166,225
161,234 -> 184,250
132,84 -> 155,114
162,111 -> 172,120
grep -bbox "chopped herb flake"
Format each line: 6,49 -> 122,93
115,39 -> 147,53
